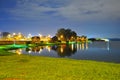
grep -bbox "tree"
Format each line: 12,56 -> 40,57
0,32 -> 10,38
56,28 -> 66,41
70,31 -> 77,41
31,36 -> 40,44
51,36 -> 58,42
56,28 -> 77,41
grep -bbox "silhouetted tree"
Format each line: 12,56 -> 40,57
1,32 -> 10,38
51,36 -> 58,42
31,36 -> 40,44
70,31 -> 77,41
56,28 -> 77,41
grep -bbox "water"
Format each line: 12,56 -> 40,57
15,41 -> 120,63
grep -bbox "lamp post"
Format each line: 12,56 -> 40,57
38,34 -> 42,37
28,33 -> 32,41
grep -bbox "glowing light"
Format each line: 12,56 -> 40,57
77,44 -> 80,50
101,39 -> 109,42
18,35 -> 21,38
28,34 -> 32,39
79,43 -> 86,50
60,47 -> 64,53
38,34 -> 42,37
28,51 -> 32,53
16,49 -> 22,55
105,39 -> 109,42
7,34 -> 11,38
48,47 -> 51,52
86,43 -> 88,50
46,46 -> 51,52
48,34 -> 51,38
28,48 -> 32,53
79,44 -> 81,50
18,32 -> 21,35
82,43 -> 85,50
13,33 -> 16,35
60,35 -> 63,38
71,44 -> 74,51
39,49 -> 43,53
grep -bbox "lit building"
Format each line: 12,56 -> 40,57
40,36 -> 51,42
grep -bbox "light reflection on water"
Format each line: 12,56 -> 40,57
13,41 -> 120,63
15,49 -> 22,55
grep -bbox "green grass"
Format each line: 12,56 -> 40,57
0,50 -> 15,56
0,51 -> 120,80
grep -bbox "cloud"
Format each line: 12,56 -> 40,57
8,0 -> 120,21
58,0 -> 120,21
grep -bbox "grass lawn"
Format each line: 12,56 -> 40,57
0,51 -> 120,80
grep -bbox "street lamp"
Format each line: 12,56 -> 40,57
13,33 -> 16,36
27,34 -> 32,41
38,34 -> 42,37
60,35 -> 63,38
48,34 -> 51,38
28,34 -> 32,38
60,35 -> 64,41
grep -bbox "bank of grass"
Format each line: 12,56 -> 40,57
0,50 -> 15,56
0,51 -> 120,80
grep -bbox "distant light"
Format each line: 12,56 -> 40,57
13,33 -> 16,35
39,49 -> 42,53
28,33 -> 32,38
38,34 -> 42,37
7,34 -> 11,38
18,32 -> 21,35
60,47 -> 64,53
28,51 -> 32,54
60,35 -> 63,38
48,34 -> 51,38
102,39 -> 109,42
16,49 -> 22,55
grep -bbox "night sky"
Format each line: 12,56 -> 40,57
0,0 -> 120,38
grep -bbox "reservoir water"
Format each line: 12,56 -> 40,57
14,41 -> 120,63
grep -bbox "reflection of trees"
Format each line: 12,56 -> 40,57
26,46 -> 44,53
32,47 -> 40,52
52,44 -> 77,57
25,43 -> 88,57
26,47 -> 31,52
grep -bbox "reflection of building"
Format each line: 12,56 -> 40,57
77,43 -> 88,50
